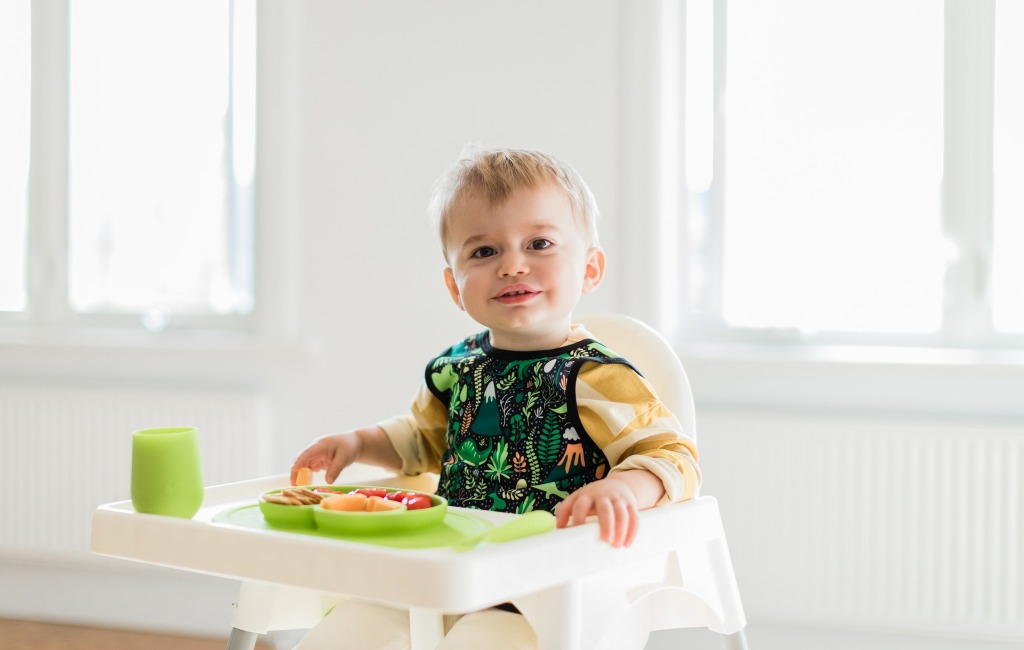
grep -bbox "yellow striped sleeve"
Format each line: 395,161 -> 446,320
576,362 -> 701,503
378,383 -> 448,475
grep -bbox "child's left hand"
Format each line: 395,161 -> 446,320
554,476 -> 640,548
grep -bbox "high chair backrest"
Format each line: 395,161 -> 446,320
579,313 -> 696,441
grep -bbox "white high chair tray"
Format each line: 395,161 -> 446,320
91,473 -> 727,615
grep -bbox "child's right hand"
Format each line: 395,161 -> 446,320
290,425 -> 402,485
290,432 -> 362,485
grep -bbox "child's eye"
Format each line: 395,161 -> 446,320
471,246 -> 497,259
528,239 -> 552,250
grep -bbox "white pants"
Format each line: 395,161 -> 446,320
292,600 -> 537,650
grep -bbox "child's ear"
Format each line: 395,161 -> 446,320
581,246 -> 606,295
443,267 -> 465,310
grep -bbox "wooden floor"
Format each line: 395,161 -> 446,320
0,618 -> 274,650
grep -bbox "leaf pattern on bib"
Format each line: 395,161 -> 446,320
426,332 -> 628,513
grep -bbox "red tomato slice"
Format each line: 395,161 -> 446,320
350,488 -> 388,498
384,491 -> 409,502
402,494 -> 432,510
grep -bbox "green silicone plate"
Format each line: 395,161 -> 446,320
257,485 -> 448,535
214,503 -> 491,549
257,491 -> 317,529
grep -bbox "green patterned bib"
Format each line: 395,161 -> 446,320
425,331 -> 634,514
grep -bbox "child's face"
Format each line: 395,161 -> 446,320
442,182 -> 605,351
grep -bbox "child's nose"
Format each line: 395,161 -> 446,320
498,251 -> 528,276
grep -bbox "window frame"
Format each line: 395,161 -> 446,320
664,0 -> 1024,353
7,0 -> 257,335
612,0 -> 1024,419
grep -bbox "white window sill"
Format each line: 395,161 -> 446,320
0,328 -> 311,385
678,341 -> 1024,418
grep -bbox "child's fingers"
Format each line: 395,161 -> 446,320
597,495 -> 643,547
556,481 -> 645,547
554,495 -> 575,529
570,493 -> 595,528
612,499 -> 630,547
325,454 -> 350,484
290,447 -> 327,485
623,507 -> 639,547
619,500 -> 639,547
556,492 -> 595,529
595,499 -> 616,545
598,498 -> 631,547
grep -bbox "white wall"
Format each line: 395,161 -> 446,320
259,0 -> 630,464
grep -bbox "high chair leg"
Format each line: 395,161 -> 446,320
226,627 -> 259,650
721,629 -> 749,649
514,581 -> 582,650
409,607 -> 445,650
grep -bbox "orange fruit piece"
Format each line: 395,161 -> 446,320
295,467 -> 314,486
366,496 -> 403,512
320,493 -> 368,511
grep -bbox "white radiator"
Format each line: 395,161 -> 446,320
698,410 -> 1024,641
0,383 -> 270,557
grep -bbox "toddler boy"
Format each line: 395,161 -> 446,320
291,146 -> 700,649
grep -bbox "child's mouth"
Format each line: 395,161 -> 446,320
495,286 -> 538,304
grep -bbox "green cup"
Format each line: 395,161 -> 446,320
131,426 -> 204,518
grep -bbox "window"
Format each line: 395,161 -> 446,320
675,0 -> 1023,348
0,1 -> 31,313
992,0 -> 1024,334
2,0 -> 255,331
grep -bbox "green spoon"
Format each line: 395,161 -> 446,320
451,511 -> 556,552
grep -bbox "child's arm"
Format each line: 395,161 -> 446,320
554,469 -> 665,548
290,425 -> 404,485
564,361 -> 701,548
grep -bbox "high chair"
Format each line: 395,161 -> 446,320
243,313 -> 747,649
92,314 -> 748,650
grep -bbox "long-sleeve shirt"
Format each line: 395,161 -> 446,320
378,326 -> 700,512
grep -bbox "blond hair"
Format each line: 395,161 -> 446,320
428,146 -> 600,259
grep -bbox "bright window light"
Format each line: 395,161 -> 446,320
685,0 -> 714,194
993,0 -> 1024,334
0,1 -> 31,312
720,0 -> 944,334
67,0 -> 254,319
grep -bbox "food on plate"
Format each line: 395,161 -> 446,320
294,467 -> 314,486
263,485 -> 435,512
365,496 -> 403,512
320,492 -> 404,512
260,484 -> 449,533
263,487 -> 324,506
349,488 -> 389,498
401,494 -> 433,510
320,493 -> 369,512
372,489 -> 432,510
